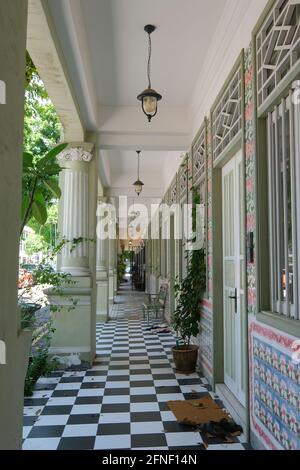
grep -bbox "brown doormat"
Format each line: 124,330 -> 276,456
167,395 -> 230,426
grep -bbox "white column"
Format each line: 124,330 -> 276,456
97,234 -> 107,272
108,237 -> 115,306
114,236 -> 118,295
0,0 -> 31,450
47,143 -> 96,366
96,198 -> 109,322
58,146 -> 93,276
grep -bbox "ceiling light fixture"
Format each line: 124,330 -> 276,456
133,150 -> 144,196
137,25 -> 162,122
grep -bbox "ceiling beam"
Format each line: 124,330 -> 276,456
98,105 -> 191,150
27,0 -> 84,142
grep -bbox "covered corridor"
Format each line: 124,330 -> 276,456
22,286 -> 248,451
1,0 -> 300,452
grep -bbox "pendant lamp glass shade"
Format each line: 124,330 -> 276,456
137,25 -> 162,122
137,89 -> 162,122
133,179 -> 144,196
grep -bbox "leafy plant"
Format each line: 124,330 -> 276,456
25,205 -> 59,255
20,238 -> 90,397
21,143 -> 67,235
24,348 -> 58,397
117,255 -> 127,285
22,52 -> 65,237
117,251 -> 132,285
173,188 -> 206,347
24,300 -> 59,397
21,53 -> 69,396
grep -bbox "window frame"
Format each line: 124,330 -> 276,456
256,89 -> 300,333
267,94 -> 299,320
253,1 -> 300,334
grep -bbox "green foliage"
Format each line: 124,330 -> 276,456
21,142 -> 67,234
24,349 -> 58,397
22,55 -> 75,396
173,188 -> 206,346
117,254 -> 127,285
25,51 -> 36,88
22,52 -> 65,236
26,205 -> 58,254
24,55 -> 62,157
117,251 -> 133,285
23,231 -> 48,257
21,238 -> 90,397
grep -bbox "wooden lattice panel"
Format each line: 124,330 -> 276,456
212,65 -> 242,161
256,0 -> 300,109
192,123 -> 206,186
169,175 -> 178,204
178,157 -> 188,203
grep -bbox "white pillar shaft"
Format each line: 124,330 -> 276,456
108,238 -> 115,269
97,236 -> 107,271
58,145 -> 93,276
63,169 -> 89,259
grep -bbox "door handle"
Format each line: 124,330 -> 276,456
228,288 -> 237,313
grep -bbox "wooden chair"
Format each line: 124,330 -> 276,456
143,285 -> 168,326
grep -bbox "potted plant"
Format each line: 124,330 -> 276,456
172,188 -> 206,372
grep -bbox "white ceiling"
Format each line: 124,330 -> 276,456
80,0 -> 226,107
106,150 -> 182,187
45,0 -> 263,204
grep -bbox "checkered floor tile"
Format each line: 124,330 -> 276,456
22,289 -> 248,450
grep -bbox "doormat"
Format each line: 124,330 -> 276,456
167,395 -> 230,426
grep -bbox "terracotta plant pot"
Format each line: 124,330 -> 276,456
172,345 -> 199,373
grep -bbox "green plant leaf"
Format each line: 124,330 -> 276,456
43,179 -> 62,199
42,163 -> 63,176
32,200 -> 47,225
33,192 -> 45,205
23,152 -> 34,172
36,143 -> 68,170
21,195 -> 30,220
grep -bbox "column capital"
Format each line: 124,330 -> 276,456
57,142 -> 94,163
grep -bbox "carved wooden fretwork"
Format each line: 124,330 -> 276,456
178,157 -> 188,203
192,124 -> 206,186
169,175 -> 178,204
212,65 -> 242,161
256,0 -> 300,109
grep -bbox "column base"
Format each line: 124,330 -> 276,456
96,270 -> 108,323
45,276 -> 94,365
96,313 -> 108,323
61,267 -> 90,277
61,256 -> 90,277
113,270 -> 118,296
108,269 -> 114,305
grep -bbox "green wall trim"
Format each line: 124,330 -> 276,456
213,130 -> 243,169
210,51 -> 244,116
252,0 -> 276,37
258,61 -> 300,118
257,311 -> 300,338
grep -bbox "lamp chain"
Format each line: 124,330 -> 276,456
147,32 -> 152,89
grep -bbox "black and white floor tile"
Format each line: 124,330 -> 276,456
22,290 -> 249,450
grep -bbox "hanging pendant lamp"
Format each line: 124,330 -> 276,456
137,25 -> 162,122
133,150 -> 144,196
